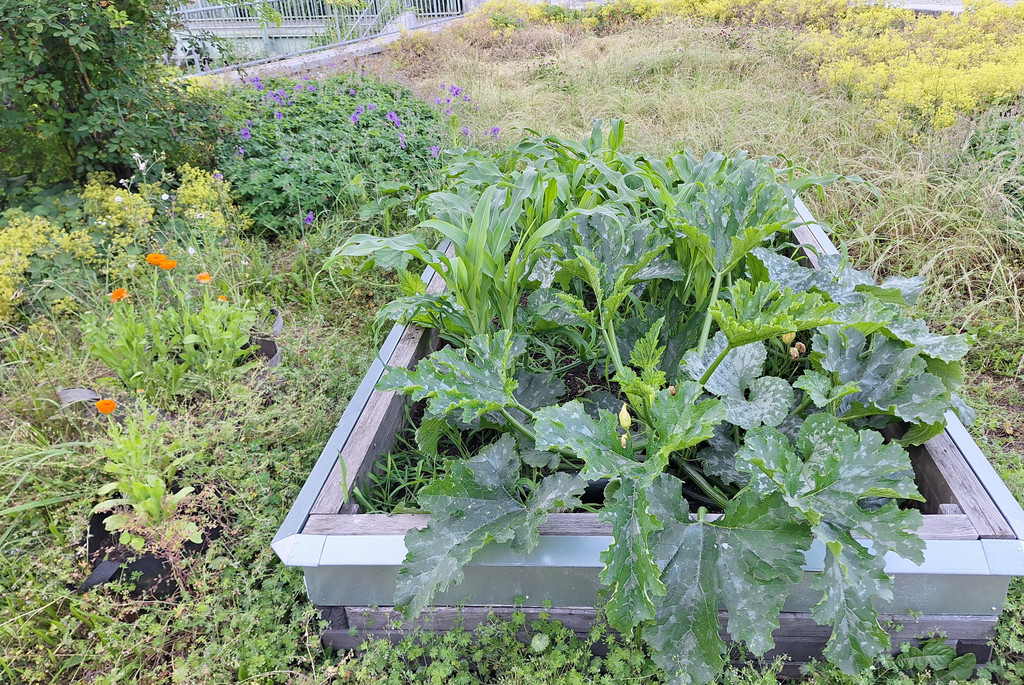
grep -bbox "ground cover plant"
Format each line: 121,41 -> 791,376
334,121 -> 973,684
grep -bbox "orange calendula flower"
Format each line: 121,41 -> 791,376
95,399 -> 117,414
218,295 -> 228,301
109,288 -> 128,302
146,253 -> 167,266
197,272 -> 211,283
160,259 -> 177,271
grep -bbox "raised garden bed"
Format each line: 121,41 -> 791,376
274,170 -> 1024,676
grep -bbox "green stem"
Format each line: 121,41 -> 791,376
601,314 -> 627,378
695,270 -> 724,357
500,408 -> 535,440
698,344 -> 731,386
677,461 -> 730,510
790,394 -> 814,418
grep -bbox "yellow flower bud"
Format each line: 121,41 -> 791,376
618,403 -> 632,430
781,332 -> 796,345
620,434 -> 628,449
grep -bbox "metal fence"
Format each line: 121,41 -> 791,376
171,0 -> 465,75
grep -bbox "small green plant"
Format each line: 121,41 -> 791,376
82,253 -> 259,405
93,402 -> 200,554
334,180 -> 563,339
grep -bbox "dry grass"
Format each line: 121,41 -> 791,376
350,19 -> 1024,336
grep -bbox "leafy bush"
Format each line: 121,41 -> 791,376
341,122 -> 974,684
0,0 -> 214,183
0,166 -> 249,323
213,74 -> 444,235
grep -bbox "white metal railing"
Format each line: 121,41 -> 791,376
171,0 -> 464,75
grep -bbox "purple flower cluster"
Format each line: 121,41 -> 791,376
429,145 -> 441,158
487,126 -> 501,139
386,111 -> 402,128
398,131 -> 407,150
239,127 -> 251,140
262,88 -> 293,108
248,76 -> 264,91
441,83 -> 471,102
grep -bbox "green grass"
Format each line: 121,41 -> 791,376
1,13 -> 1022,685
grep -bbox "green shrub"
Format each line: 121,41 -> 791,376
0,0 -> 215,183
212,74 -> 444,235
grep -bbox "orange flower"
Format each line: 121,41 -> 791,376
197,272 -> 211,283
109,288 -> 128,302
218,295 -> 228,301
160,259 -> 177,271
146,253 -> 167,266
95,399 -> 117,414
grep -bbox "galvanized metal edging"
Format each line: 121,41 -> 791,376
274,197 -> 1024,586
272,243 -> 450,563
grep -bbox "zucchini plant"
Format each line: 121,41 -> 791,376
339,122 -> 973,685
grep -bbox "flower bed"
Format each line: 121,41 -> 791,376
274,124 -> 1024,683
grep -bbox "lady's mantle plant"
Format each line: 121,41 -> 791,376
333,122 -> 973,684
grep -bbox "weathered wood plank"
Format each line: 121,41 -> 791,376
916,433 -> 1015,539
791,223 -> 827,269
306,252 -> 449,519
302,512 -> 978,540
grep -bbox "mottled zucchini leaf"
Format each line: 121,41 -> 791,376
673,164 -> 794,274
396,435 -> 585,617
644,475 -> 809,685
810,326 -> 953,426
737,414 -> 924,673
711,280 -> 838,347
680,333 -> 793,429
377,330 -> 525,423
598,479 -> 666,635
533,401 -> 657,483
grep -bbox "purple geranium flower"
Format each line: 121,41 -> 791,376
213,172 -> 224,180
434,98 -> 443,105
489,126 -> 501,139
460,126 -> 470,137
274,111 -> 283,120
355,105 -> 365,115
444,108 -> 452,116
449,85 -> 462,97
386,111 -> 402,128
307,85 -> 316,92
367,103 -> 377,111
240,127 -> 251,140
398,131 -> 407,150
304,210 -> 315,224
429,145 -> 440,158
349,88 -> 356,96
237,146 -> 245,156
351,113 -> 359,124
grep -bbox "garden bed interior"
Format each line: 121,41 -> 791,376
274,198 -> 1024,670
